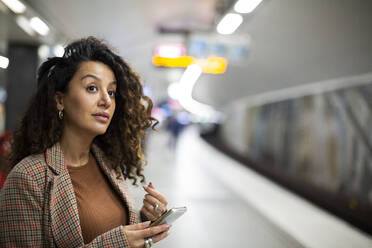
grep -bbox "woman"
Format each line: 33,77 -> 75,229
0,37 -> 170,247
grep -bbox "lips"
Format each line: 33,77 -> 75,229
92,112 -> 110,123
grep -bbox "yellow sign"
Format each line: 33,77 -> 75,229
152,56 -> 195,68
196,56 -> 227,74
152,55 -> 227,74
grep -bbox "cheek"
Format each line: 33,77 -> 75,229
111,101 -> 116,114
66,94 -> 95,119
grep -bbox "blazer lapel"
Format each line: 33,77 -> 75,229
46,143 -> 84,247
91,144 -> 139,224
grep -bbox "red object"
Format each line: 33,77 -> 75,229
0,131 -> 12,157
0,169 -> 7,188
0,131 -> 12,188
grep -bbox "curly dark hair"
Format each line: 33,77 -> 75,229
9,36 -> 158,185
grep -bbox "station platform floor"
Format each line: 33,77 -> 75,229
128,125 -> 372,248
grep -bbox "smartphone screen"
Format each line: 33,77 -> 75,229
150,206 -> 187,227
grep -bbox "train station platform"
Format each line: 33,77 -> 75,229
128,125 -> 372,248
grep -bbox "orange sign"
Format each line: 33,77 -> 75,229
152,55 -> 227,74
152,56 -> 195,68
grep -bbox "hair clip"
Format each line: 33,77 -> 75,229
63,48 -> 77,58
47,65 -> 56,78
63,50 -> 71,58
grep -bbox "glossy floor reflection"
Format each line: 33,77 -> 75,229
128,125 -> 372,248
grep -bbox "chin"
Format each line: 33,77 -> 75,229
95,128 -> 109,135
88,125 -> 109,136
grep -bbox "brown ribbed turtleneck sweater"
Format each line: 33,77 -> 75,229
67,153 -> 128,244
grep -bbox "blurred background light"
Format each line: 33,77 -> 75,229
0,55 -> 9,69
167,82 -> 181,100
1,0 -> 26,14
155,44 -> 186,58
38,45 -> 50,59
15,15 -> 35,36
53,45 -> 64,57
217,13 -> 243,35
234,0 -> 263,14
30,17 -> 50,36
179,64 -> 202,89
178,64 -> 215,118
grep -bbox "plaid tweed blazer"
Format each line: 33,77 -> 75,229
0,142 -> 141,247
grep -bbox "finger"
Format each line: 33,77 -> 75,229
144,194 -> 165,208
143,198 -> 163,213
123,221 -> 151,231
144,195 -> 166,215
144,186 -> 167,205
141,207 -> 157,221
143,186 -> 168,205
143,199 -> 158,214
149,182 -> 155,189
144,194 -> 159,206
151,230 -> 170,243
143,199 -> 164,220
138,224 -> 172,239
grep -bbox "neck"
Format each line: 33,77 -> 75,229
60,127 -> 95,168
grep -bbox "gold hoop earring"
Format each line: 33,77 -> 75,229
58,110 -> 64,120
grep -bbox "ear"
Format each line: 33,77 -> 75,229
54,91 -> 65,111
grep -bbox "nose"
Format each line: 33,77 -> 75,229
98,91 -> 112,108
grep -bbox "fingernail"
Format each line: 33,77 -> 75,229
144,221 -> 151,226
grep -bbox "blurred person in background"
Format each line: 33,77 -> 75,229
165,111 -> 190,150
0,37 -> 170,248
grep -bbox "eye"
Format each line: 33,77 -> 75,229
108,90 -> 116,97
87,85 -> 97,92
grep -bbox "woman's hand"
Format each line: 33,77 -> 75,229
122,221 -> 170,248
140,182 -> 168,221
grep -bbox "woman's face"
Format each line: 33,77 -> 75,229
56,61 -> 117,137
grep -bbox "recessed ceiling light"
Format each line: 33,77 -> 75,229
0,55 -> 9,69
30,17 -> 50,36
1,0 -> 26,14
217,13 -> 243,35
16,15 -> 35,36
234,0 -> 263,14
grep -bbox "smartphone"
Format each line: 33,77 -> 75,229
150,206 -> 187,227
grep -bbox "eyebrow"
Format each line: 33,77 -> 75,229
80,74 -> 117,85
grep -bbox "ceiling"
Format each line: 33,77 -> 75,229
5,0 -> 372,108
